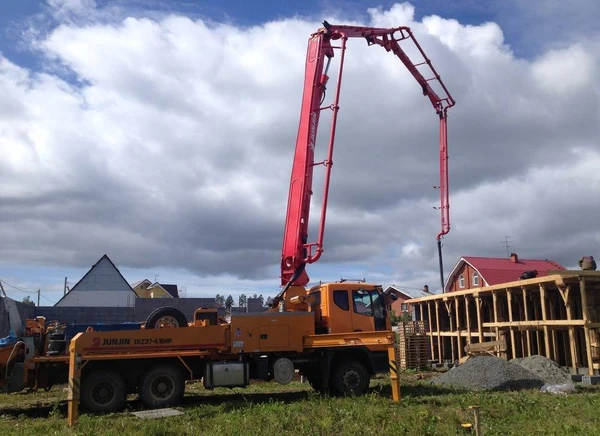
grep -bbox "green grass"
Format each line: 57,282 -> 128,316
1,373 -> 600,435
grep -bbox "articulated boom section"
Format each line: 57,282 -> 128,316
280,22 -> 455,289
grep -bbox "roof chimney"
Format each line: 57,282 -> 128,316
510,253 -> 518,263
423,285 -> 430,293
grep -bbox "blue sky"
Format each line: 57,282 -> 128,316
1,0 -> 599,305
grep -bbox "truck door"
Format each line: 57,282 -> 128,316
351,289 -> 388,332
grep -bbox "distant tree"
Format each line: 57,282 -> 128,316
251,293 -> 258,299
22,296 -> 35,306
257,294 -> 264,307
390,309 -> 412,326
238,294 -> 247,308
265,296 -> 273,307
215,294 -> 225,307
225,295 -> 234,309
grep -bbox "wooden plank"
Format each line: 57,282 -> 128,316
475,296 -> 484,342
427,302 -> 435,360
580,277 -> 594,375
455,296 -> 463,360
492,291 -> 501,358
532,291 -> 542,354
445,300 -> 456,363
559,285 -> 578,372
539,283 -> 552,359
482,320 -> 586,328
464,339 -> 506,354
464,295 -> 472,346
435,300 -> 442,363
507,288 -> 517,359
522,287 -> 532,356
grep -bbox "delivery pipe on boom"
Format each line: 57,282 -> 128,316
279,22 -> 455,302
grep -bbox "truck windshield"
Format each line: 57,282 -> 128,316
353,289 -> 383,316
353,288 -> 387,331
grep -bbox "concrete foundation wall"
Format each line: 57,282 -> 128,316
2,297 -> 267,331
35,306 -> 135,325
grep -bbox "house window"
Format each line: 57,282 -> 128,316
473,272 -> 479,286
459,274 -> 465,288
401,303 -> 408,312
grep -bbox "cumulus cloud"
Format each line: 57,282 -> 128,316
1,1 -> 599,297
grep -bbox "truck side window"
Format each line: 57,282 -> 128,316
352,290 -> 373,316
310,291 -> 321,307
333,290 -> 349,311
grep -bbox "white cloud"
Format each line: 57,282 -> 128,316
1,2 -> 599,297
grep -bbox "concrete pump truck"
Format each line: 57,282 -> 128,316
0,22 -> 454,426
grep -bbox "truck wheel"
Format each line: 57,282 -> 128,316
145,307 -> 188,329
139,365 -> 185,408
331,361 -> 369,396
81,370 -> 127,413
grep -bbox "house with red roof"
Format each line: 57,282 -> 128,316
444,252 -> 565,293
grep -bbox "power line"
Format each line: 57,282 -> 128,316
40,293 -> 55,303
0,278 -> 38,294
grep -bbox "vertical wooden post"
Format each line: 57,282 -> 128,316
388,340 -> 401,402
455,296 -> 463,360
435,300 -> 442,363
532,290 -> 541,354
539,283 -> 552,359
475,295 -> 484,342
492,291 -> 500,357
427,302 -> 435,360
464,295 -> 472,345
558,285 -> 578,373
580,277 -> 594,375
67,334 -> 83,427
419,304 -> 424,323
522,287 -> 532,356
507,288 -> 517,359
445,300 -> 455,362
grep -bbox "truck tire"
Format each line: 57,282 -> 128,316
145,307 -> 188,329
139,365 -> 185,408
81,370 -> 127,413
331,361 -> 369,396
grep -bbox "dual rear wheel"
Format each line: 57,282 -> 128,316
81,365 -> 184,413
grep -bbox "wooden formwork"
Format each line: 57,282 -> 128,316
395,321 -> 431,370
407,271 -> 600,375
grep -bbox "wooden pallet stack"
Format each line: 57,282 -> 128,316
396,321 -> 431,370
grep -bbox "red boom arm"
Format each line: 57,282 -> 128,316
280,22 -> 455,288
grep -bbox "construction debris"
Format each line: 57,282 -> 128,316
131,408 -> 184,419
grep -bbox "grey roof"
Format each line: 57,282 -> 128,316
385,285 -> 440,299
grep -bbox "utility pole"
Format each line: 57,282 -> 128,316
37,289 -> 40,306
64,277 -> 68,296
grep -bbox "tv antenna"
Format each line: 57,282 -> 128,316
501,236 -> 514,257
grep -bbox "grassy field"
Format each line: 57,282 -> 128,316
1,372 -> 600,435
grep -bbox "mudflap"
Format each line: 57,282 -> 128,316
2,362 -> 24,393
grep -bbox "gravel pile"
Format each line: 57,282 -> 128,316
432,355 -> 545,391
510,355 -> 571,385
